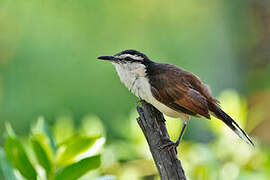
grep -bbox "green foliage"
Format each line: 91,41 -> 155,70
57,135 -> 100,166
1,119 -> 103,180
5,136 -> 37,180
31,136 -> 53,179
55,155 -> 101,180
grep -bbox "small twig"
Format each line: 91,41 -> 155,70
136,101 -> 186,180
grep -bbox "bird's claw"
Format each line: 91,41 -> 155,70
159,141 -> 179,153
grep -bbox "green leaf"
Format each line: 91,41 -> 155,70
42,120 -> 57,153
0,148 -> 16,180
5,122 -> 16,137
32,117 -> 57,153
57,135 -> 99,166
5,136 -> 37,180
53,116 -> 74,144
31,137 -> 53,179
31,119 -> 55,179
55,154 -> 101,180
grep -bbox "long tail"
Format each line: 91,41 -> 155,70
209,103 -> 254,146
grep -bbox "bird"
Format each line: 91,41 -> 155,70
98,49 -> 254,149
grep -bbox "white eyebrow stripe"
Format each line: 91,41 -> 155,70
118,54 -> 143,61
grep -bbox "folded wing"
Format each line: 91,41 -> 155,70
148,63 -> 214,119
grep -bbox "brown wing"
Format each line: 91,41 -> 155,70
148,63 -> 218,119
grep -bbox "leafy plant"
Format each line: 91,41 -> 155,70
0,118 -> 103,180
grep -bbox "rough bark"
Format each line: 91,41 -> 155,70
136,101 -> 186,180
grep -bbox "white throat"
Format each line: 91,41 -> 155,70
113,62 -> 148,98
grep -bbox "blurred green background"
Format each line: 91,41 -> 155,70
0,0 -> 270,179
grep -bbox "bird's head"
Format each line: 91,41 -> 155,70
98,49 -> 151,65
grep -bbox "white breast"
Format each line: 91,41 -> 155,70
113,62 -> 189,121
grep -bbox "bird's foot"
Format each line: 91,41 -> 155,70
159,140 -> 180,154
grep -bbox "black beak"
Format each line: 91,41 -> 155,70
97,56 -> 116,61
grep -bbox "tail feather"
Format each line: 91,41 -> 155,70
209,104 -> 254,146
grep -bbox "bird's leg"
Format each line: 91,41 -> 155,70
175,122 -> 187,146
159,122 -> 187,152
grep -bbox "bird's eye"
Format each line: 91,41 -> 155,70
125,57 -> 133,61
124,56 -> 141,63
